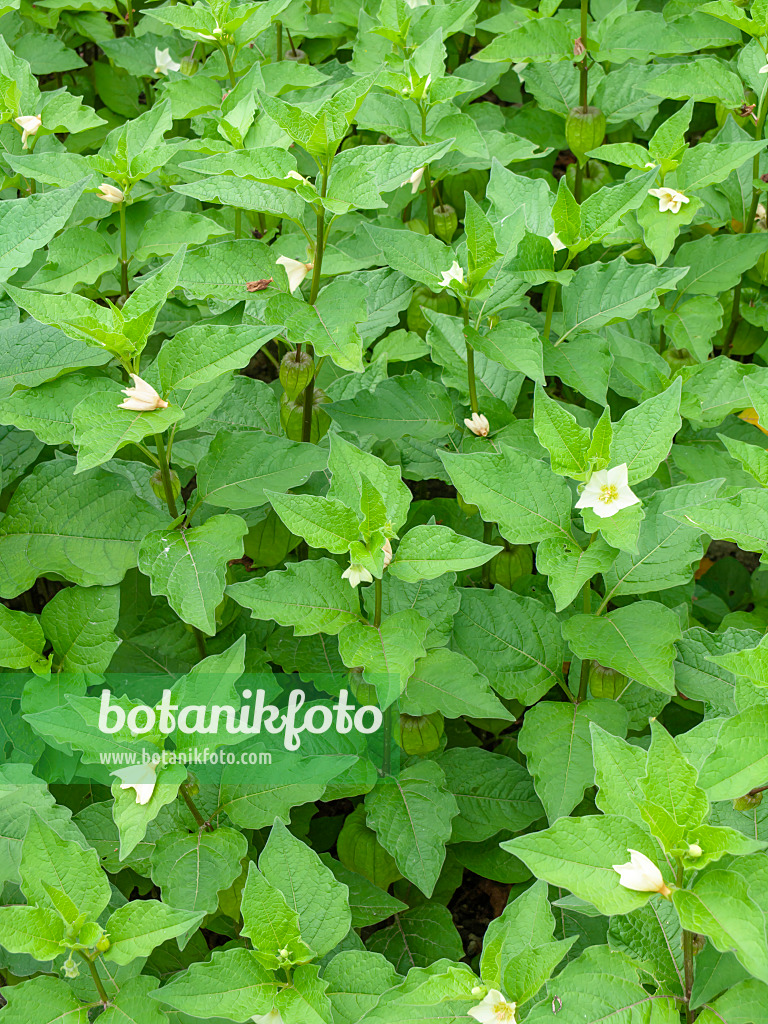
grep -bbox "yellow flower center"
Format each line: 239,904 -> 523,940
494,1004 -> 515,1022
599,484 -> 619,505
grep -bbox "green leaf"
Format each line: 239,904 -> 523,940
697,706 -> 768,800
666,487 -> 768,557
504,815 -> 666,915
0,905 -> 65,960
388,524 -> 497,582
149,947 -> 279,1020
365,761 -> 458,897
451,585 -> 564,703
533,385 -> 591,478
265,492 -> 360,554
441,444 -> 573,545
72,389 -> 184,473
674,233 -> 768,297
328,372 -> 455,441
519,699 -> 628,822
105,900 -> 204,965
537,534 -> 618,612
465,321 -> 545,385
197,430 -> 327,510
365,902 -> 463,973
96,977 -> 167,1024
402,648 -> 514,721
39,585 -> 120,680
319,855 -> 408,928
563,601 -> 682,694
338,609 -> 429,708
0,603 -> 46,670
0,976 -> 87,1024
157,322 -> 281,392
259,819 -> 351,957
0,179 -> 87,283
150,827 -> 247,915
366,224 -> 454,290
240,860 -> 314,968
609,378 -> 682,484
437,746 -> 542,842
0,318 -> 110,401
327,434 -> 411,533
323,950 -> 402,1024
228,558 -> 361,635
138,514 -> 247,634
0,459 -> 165,598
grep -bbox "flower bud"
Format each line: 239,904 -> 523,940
489,545 -> 533,588
433,204 -> 458,243
95,934 -> 111,953
565,105 -> 606,165
98,182 -> 125,204
280,389 -> 330,442
179,56 -> 199,76
734,790 -> 763,810
279,350 -> 315,401
464,412 -> 490,436
63,955 -> 80,979
613,849 -> 671,897
406,286 -> 458,335
687,843 -> 703,859
337,805 -> 402,888
397,712 -> 444,755
662,347 -> 696,374
588,663 -> 628,699
150,468 -> 180,503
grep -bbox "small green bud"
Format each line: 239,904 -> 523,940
150,469 -> 181,503
734,791 -> 763,811
406,286 -> 458,335
406,218 -> 429,234
396,712 -> 444,756
95,934 -> 111,953
588,662 -> 628,699
179,56 -> 198,76
280,388 -> 330,442
565,105 -> 606,165
687,843 -> 703,859
63,955 -> 80,979
279,350 -> 315,401
433,204 -> 458,243
661,347 -> 696,374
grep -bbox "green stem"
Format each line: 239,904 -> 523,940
374,577 -> 394,775
374,575 -> 382,628
124,0 -> 134,35
463,302 -> 479,414
180,784 -> 208,828
222,44 -> 237,88
234,208 -> 242,239
543,282 -> 558,341
482,521 -> 493,588
300,174 -> 328,444
577,582 -> 592,701
723,85 -> 768,357
676,859 -> 695,1023
419,104 -> 437,237
79,954 -> 109,1005
154,433 -> 179,519
310,0 -> 317,13
119,202 -> 129,302
276,20 -> 283,60
572,0 -> 590,204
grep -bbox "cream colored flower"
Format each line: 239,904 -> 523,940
284,170 -> 308,184
687,843 -> 703,858
404,0 -> 430,7
403,166 -> 425,194
613,849 -> 671,896
468,989 -> 517,1024
759,63 -> 768,74
276,255 -> 313,294
251,1012 -> 284,1024
382,538 -> 393,569
575,463 -> 640,519
438,260 -> 464,289
342,563 -> 374,588
756,204 -> 767,230
112,762 -> 157,806
119,374 -> 169,412
548,231 -> 566,252
648,187 -> 690,215
154,47 -> 181,75
464,412 -> 490,437
15,114 -> 41,149
98,182 -> 125,204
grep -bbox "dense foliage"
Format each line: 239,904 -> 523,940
3,0 -> 768,1021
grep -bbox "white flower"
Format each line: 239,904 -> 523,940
97,182 -> 125,204
468,989 -> 517,1024
687,843 -> 703,858
644,161 -> 657,169
112,762 -> 157,806
199,26 -> 222,40
276,255 -> 313,294
756,204 -> 767,230
648,186 -> 690,215
342,563 -> 374,588
15,114 -> 41,148
382,538 -> 393,569
613,849 -> 671,896
404,0 -> 430,7
464,412 -> 490,437
548,231 -> 566,252
119,374 -> 169,412
251,1011 -> 284,1024
575,463 -> 640,519
403,166 -> 425,194
760,63 -> 768,73
154,47 -> 181,75
284,170 -> 308,183
438,260 -> 464,289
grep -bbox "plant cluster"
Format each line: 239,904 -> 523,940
2,0 -> 768,1022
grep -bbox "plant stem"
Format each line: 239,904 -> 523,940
300,174 -> 328,444
482,520 -> 493,588
543,282 -> 558,341
374,577 -> 393,776
180,783 -> 208,828
463,302 -> 479,414
723,87 -> 768,356
124,0 -> 134,35
234,208 -> 242,239
572,0 -> 590,204
577,582 -> 592,701
222,45 -> 237,88
119,202 -> 129,301
374,576 -> 382,628
676,859 -> 695,1023
154,433 -> 179,519
276,20 -> 283,60
79,954 -> 109,1005
419,103 -> 437,236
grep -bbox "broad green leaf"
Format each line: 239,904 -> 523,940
697,706 -> 768,800
240,861 -> 313,968
609,378 -> 682,484
228,558 -> 361,635
388,524 -> 497,582
266,492 -> 361,554
150,827 -> 247,915
338,609 -> 429,708
402,648 -> 514,721
266,278 -> 367,372
365,903 -> 463,973
157,323 -> 281,392
148,947 -> 279,1019
591,723 -> 648,825
563,601 -> 682,694
0,905 -> 65,961
537,534 -> 618,612
366,225 -> 454,290
0,459 -> 165,598
327,434 -> 411,532
39,585 -> 120,680
365,761 -> 458,897
465,321 -> 545,385
674,233 -> 768,297
106,900 -> 204,965
451,585 -> 564,703
441,444 -> 573,545
0,179 -> 87,283
72,389 -> 184,473
323,950 -> 402,1024
0,603 -> 46,670
518,699 -> 628,822
138,514 -> 247,634
533,385 -> 591,478
0,976 -> 87,1024
666,488 -> 768,557
328,372 -> 455,441
0,318 -> 110,401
